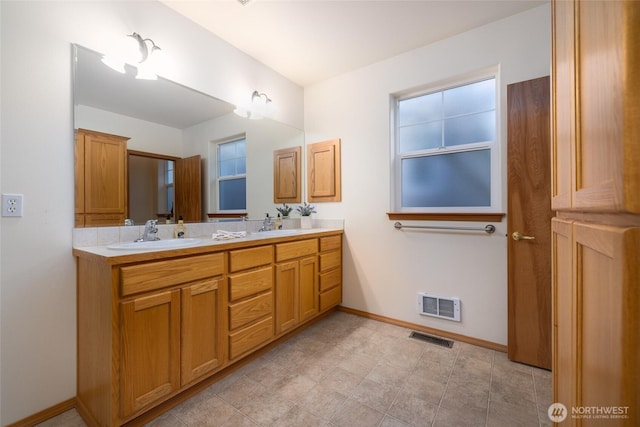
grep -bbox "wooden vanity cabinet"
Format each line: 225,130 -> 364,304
319,235 -> 342,311
274,239 -> 319,335
77,252 -> 226,425
76,231 -> 342,426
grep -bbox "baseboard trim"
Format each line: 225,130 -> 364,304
5,397 -> 76,427
337,306 -> 508,352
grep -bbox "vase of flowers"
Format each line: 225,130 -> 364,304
297,202 -> 316,229
276,203 -> 292,218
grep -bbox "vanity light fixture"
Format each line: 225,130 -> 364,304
100,32 -> 161,80
234,90 -> 274,120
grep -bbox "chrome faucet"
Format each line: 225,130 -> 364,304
137,219 -> 159,241
259,214 -> 274,232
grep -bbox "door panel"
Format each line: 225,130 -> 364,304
175,155 -> 202,222
507,76 -> 552,369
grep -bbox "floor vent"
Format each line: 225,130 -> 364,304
409,331 -> 454,348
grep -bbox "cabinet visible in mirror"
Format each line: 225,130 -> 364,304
73,44 -> 304,227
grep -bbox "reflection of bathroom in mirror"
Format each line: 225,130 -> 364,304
73,44 -> 305,226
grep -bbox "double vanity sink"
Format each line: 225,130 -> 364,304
74,226 -> 343,426
105,229 -> 304,251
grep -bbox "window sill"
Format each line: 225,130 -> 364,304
386,212 -> 505,222
207,212 -> 248,219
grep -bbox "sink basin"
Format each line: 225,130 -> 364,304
107,238 -> 201,251
252,229 -> 303,237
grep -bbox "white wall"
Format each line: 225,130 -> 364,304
76,105 -> 185,157
182,112 -> 304,219
304,5 -> 550,345
0,1 -> 302,424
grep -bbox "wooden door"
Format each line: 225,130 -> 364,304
275,261 -> 299,334
507,76 -> 553,369
181,278 -> 224,386
121,290 -> 180,417
175,155 -> 202,223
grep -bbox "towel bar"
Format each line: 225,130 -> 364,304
393,222 -> 495,234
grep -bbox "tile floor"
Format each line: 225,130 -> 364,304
38,311 -> 552,427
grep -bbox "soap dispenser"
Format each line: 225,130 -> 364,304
275,213 -> 282,230
174,216 -> 187,238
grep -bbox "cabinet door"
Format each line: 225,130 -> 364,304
551,0 -> 575,210
181,278 -> 224,386
275,261 -> 299,334
299,256 -> 318,322
83,131 -> 127,214
121,290 -> 180,418
551,218 -> 575,412
307,138 -> 341,202
573,222 -> 639,411
273,146 -> 301,203
573,1 -> 640,212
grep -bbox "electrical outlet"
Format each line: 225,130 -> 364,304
2,194 -> 24,217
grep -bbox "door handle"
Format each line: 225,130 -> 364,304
512,231 -> 535,241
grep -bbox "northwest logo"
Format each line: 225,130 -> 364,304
549,403 -> 568,422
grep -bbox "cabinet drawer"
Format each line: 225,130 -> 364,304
320,286 -> 342,311
229,292 -> 273,331
229,316 -> 273,360
319,250 -> 341,272
276,239 -> 318,262
229,246 -> 273,272
320,235 -> 341,252
229,267 -> 273,302
121,253 -> 224,296
320,267 -> 341,292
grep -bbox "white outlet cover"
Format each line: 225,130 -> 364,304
2,193 -> 24,217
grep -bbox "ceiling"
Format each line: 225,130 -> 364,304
161,0 -> 547,87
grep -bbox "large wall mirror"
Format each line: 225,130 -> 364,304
73,44 -> 304,227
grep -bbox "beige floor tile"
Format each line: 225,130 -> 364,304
331,398 -> 385,427
320,366 -> 365,395
387,390 -> 438,427
350,378 -> 400,412
379,415 -> 414,427
434,405 -> 488,427
171,391 -> 239,427
238,389 -> 294,426
297,383 -> 349,419
43,312 -> 553,427
366,360 -> 412,388
441,379 -> 490,412
271,405 -> 327,427
401,374 -> 447,405
218,412 -> 260,427
487,400 -> 541,427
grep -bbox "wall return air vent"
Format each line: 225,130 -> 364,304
417,293 -> 461,322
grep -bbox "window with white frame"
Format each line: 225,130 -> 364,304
392,74 -> 500,212
216,137 -> 246,211
160,160 -> 174,214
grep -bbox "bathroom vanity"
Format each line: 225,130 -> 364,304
73,229 -> 342,426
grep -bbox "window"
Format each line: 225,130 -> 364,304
393,74 -> 500,212
159,160 -> 174,214
216,137 -> 246,211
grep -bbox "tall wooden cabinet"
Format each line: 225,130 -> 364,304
75,129 -> 129,227
551,1 -> 640,423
